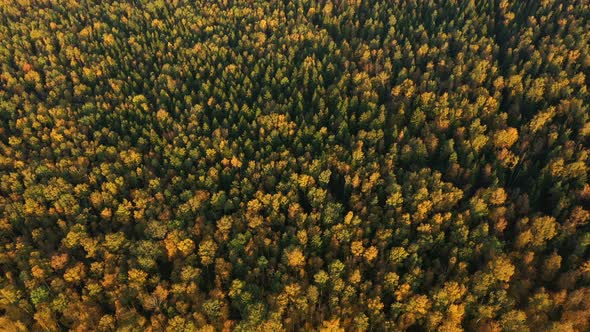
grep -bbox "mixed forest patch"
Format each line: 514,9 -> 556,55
0,0 -> 589,331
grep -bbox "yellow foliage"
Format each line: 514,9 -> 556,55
351,241 -> 364,257
367,296 -> 384,313
296,230 -> 308,245
395,283 -> 411,301
103,33 -> 115,46
128,268 -> 148,285
198,239 -> 218,265
493,127 -> 519,149
0,317 -> 28,332
284,283 -> 301,299
490,256 -> 515,282
408,294 -> 431,316
489,188 -> 507,206
247,215 -> 263,229
178,239 -> 195,256
286,248 -> 305,268
320,318 -> 344,332
349,269 -> 361,284
364,246 -> 379,262
31,265 -> 45,279
230,156 -> 242,168
164,233 -> 179,259
50,253 -> 68,271
63,263 -> 85,283
344,211 -> 354,224
100,208 -> 112,220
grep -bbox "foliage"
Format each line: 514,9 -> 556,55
0,0 -> 589,330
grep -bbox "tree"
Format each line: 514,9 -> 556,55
198,239 -> 218,266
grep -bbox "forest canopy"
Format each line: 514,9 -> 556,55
0,0 -> 589,331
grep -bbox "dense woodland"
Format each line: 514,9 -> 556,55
0,0 -> 589,331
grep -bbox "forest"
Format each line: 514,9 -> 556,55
0,0 -> 589,331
